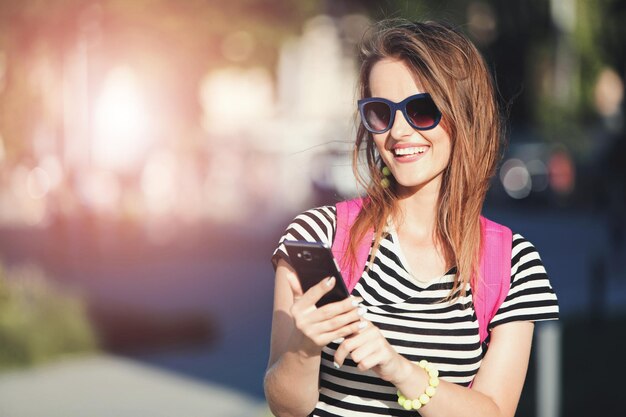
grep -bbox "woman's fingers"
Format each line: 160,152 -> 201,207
311,307 -> 358,334
350,341 -> 383,372
332,322 -> 402,377
312,304 -> 366,334
333,321 -> 374,367
285,271 -> 304,298
310,295 -> 365,322
295,298 -> 364,337
313,312 -> 368,347
288,275 -> 366,349
297,276 -> 338,308
290,276 -> 336,319
333,321 -> 400,373
293,277 -> 363,322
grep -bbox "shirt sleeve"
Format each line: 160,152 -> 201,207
489,233 -> 560,328
271,205 -> 337,271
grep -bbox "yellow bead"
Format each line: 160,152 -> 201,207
403,399 -> 413,410
419,394 -> 430,405
430,377 -> 440,387
426,386 -> 437,397
411,399 -> 422,410
381,177 -> 391,188
425,362 -> 434,372
398,395 -> 406,406
429,369 -> 439,378
419,360 -> 428,369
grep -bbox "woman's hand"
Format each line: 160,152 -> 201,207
265,261 -> 367,417
333,320 -> 412,383
287,275 -> 367,357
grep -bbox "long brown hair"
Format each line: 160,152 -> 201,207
348,20 -> 503,298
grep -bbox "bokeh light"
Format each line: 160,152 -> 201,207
26,166 -> 51,200
594,67 -> 624,118
500,158 -> 532,199
93,66 -> 152,171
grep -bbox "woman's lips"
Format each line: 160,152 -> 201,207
391,145 -> 429,163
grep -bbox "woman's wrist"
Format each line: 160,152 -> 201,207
390,358 -> 430,397
287,330 -> 323,359
396,360 -> 440,412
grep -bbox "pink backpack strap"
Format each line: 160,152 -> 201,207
332,198 -> 373,293
474,216 -> 513,345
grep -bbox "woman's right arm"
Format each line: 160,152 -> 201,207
264,259 -> 364,417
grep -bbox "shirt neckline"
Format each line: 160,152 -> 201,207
386,222 -> 454,288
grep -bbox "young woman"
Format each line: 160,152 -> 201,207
264,20 -> 559,417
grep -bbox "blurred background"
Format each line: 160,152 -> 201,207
0,0 -> 624,416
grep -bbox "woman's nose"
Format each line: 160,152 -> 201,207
389,109 -> 413,139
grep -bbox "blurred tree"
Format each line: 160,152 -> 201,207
0,263 -> 97,368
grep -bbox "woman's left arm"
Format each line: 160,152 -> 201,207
463,321 -> 534,417
334,320 -> 534,417
417,321 -> 533,417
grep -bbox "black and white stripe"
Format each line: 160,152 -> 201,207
272,206 -> 559,417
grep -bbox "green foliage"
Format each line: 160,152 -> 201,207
0,263 -> 98,369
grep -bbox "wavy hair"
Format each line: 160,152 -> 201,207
348,20 -> 503,299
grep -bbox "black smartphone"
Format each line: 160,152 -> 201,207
283,240 -> 350,307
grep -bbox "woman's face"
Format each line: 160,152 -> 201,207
368,58 -> 452,197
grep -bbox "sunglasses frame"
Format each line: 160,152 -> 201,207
357,93 -> 442,134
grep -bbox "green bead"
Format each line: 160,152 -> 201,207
411,399 -> 422,410
382,166 -> 391,176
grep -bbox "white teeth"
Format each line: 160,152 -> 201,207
394,146 -> 427,156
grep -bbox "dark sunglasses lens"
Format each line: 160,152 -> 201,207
406,96 -> 439,128
363,101 -> 391,132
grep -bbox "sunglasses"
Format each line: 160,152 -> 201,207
358,93 -> 442,134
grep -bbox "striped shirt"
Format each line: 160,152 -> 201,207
271,205 -> 559,417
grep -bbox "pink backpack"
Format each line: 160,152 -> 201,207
331,198 -> 512,345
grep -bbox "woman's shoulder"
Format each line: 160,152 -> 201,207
510,232 -> 544,264
271,204 -> 337,270
480,217 -> 542,258
293,204 -> 337,224
287,204 -> 337,239
490,231 -> 559,326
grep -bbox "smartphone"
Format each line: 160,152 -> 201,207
283,240 -> 350,307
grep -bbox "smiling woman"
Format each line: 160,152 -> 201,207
264,19 -> 559,417
93,66 -> 153,172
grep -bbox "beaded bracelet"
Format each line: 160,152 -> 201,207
397,359 -> 440,411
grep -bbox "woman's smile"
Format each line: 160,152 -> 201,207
390,143 -> 430,163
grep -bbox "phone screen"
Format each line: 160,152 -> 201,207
284,240 -> 350,307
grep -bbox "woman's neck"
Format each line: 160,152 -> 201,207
394,182 -> 440,242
